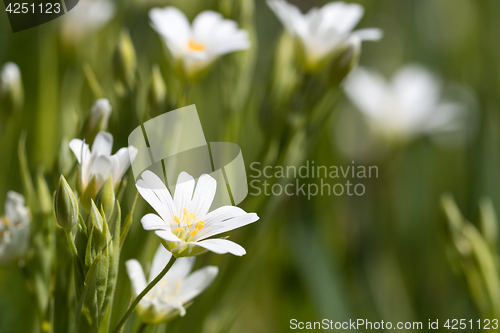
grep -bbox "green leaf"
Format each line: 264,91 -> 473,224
81,177 -> 98,213
98,201 -> 121,333
75,251 -> 103,333
53,227 -> 74,333
18,132 -> 36,207
96,210 -> 110,312
120,192 -> 138,248
85,225 -> 94,273
95,178 -> 115,222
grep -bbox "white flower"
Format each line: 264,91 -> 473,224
0,62 -> 23,112
126,245 -> 218,323
80,99 -> 112,140
69,131 -> 138,195
344,65 -> 465,142
0,62 -> 21,92
61,0 -> 115,43
267,0 -> 382,71
136,171 -> 259,257
149,7 -> 250,80
0,192 -> 30,266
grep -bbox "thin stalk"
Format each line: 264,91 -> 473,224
137,322 -> 148,333
113,256 -> 177,333
64,229 -> 78,257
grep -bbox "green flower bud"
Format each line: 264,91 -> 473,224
79,99 -> 112,143
113,30 -> 137,89
327,38 -> 361,88
54,175 -> 79,230
89,199 -> 103,233
148,64 -> 167,117
0,62 -> 24,118
95,177 -> 115,220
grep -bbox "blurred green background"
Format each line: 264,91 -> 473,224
1,0 -> 500,332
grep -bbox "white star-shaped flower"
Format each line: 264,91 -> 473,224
69,131 -> 138,195
344,65 -> 465,142
61,0 -> 115,43
267,0 -> 382,71
126,245 -> 218,323
149,7 -> 251,80
0,191 -> 30,266
136,170 -> 259,257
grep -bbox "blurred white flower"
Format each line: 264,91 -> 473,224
126,245 -> 218,323
69,131 -> 138,195
136,170 -> 259,258
344,65 -> 466,142
149,7 -> 250,80
80,98 -> 112,140
267,0 -> 382,72
0,62 -> 23,113
0,192 -> 30,266
61,0 -> 115,43
0,62 -> 21,92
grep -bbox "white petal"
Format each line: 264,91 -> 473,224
91,131 -> 113,156
5,191 -> 28,223
155,229 -> 182,243
111,147 -> 135,184
176,266 -> 218,303
136,170 -> 176,224
324,2 -> 364,33
192,10 -> 223,42
195,238 -> 246,256
149,7 -> 191,58
190,174 -> 217,218
267,0 -> 305,36
163,256 -> 195,284
202,205 -> 249,226
424,102 -> 463,133
351,28 -> 383,41
173,172 -> 195,216
90,154 -> 113,185
69,139 -> 89,164
345,67 -> 389,119
141,213 -> 168,231
126,259 -> 147,296
148,245 -> 173,282
196,211 -> 259,241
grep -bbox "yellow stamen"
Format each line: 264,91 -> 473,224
195,221 -> 205,229
176,227 -> 184,233
188,39 -> 206,51
190,229 -> 199,237
174,216 -> 181,224
1,217 -> 10,227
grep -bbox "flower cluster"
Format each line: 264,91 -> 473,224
0,192 -> 30,266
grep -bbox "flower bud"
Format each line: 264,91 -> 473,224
79,99 -> 112,143
113,30 -> 137,89
148,64 -> 167,117
95,177 -> 115,220
327,38 -> 361,88
54,175 -> 79,230
0,62 -> 24,118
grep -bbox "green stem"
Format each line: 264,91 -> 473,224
113,256 -> 177,333
177,82 -> 189,108
64,229 -> 78,257
137,322 -> 148,333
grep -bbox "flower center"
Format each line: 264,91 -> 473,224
188,39 -> 206,51
174,208 -> 205,241
1,217 -> 10,227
